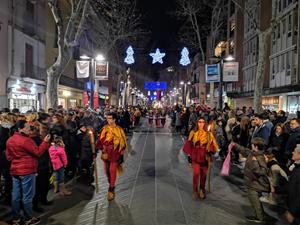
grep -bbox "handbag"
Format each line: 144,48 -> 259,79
221,143 -> 233,176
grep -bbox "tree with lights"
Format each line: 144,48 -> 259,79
179,47 -> 191,66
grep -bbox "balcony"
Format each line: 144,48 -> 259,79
20,63 -> 46,81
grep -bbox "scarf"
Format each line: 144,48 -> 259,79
188,128 -> 218,151
100,125 -> 128,152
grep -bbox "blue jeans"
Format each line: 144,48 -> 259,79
12,174 -> 36,221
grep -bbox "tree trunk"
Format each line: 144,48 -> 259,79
46,70 -> 61,109
46,47 -> 72,109
253,31 -> 268,113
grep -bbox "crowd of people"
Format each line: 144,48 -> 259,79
0,105 -> 142,225
174,103 -> 300,225
0,103 -> 299,225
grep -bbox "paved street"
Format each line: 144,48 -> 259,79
1,118 -> 289,225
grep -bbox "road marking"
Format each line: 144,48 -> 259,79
128,128 -> 149,208
170,135 -> 189,225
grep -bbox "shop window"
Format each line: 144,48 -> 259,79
25,43 -> 33,76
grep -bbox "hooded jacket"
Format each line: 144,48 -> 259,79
233,143 -> 270,192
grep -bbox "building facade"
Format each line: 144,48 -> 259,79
226,0 -> 300,113
268,0 -> 299,113
0,0 -> 47,112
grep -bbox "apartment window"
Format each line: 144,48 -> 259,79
272,61 -> 275,79
282,0 -> 287,9
281,55 -> 285,71
26,0 -> 34,19
278,0 -> 282,12
282,19 -> 286,35
277,24 -> 281,38
25,43 -> 33,76
288,14 -> 292,37
287,52 -> 291,76
272,31 -> 276,46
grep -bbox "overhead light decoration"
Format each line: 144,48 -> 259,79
124,46 -> 135,64
149,48 -> 165,64
179,47 -> 191,66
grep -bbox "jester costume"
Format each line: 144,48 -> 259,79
97,124 -> 127,200
184,128 -> 218,198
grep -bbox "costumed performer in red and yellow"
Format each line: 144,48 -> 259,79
183,117 -> 218,199
97,112 -> 128,201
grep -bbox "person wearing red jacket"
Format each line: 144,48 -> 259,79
6,120 -> 50,225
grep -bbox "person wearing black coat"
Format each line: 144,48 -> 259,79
285,119 -> 300,163
30,124 -> 51,212
77,124 -> 94,184
285,146 -> 300,225
65,113 -> 78,177
0,118 -> 14,205
269,123 -> 289,167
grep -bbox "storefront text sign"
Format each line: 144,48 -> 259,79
95,61 -> 109,80
205,64 -> 220,83
223,62 -> 239,82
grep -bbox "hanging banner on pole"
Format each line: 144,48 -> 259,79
95,61 -> 109,80
93,92 -> 99,109
83,92 -> 89,106
223,62 -> 239,82
205,64 -> 220,83
76,61 -> 90,78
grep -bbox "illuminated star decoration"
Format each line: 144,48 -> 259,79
124,46 -> 135,64
149,48 -> 166,64
179,47 -> 191,66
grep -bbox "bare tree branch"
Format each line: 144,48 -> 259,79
231,0 -> 259,31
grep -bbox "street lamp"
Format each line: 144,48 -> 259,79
131,90 -> 135,106
218,55 -> 234,110
80,54 -> 105,109
180,81 -> 191,106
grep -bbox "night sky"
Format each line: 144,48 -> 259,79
138,0 -> 180,49
137,0 -> 182,80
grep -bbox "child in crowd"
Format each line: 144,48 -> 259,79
260,147 -> 288,205
49,136 -> 71,196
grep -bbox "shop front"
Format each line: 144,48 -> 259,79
58,85 -> 83,109
262,96 -> 280,111
286,95 -> 300,115
7,78 -> 45,113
